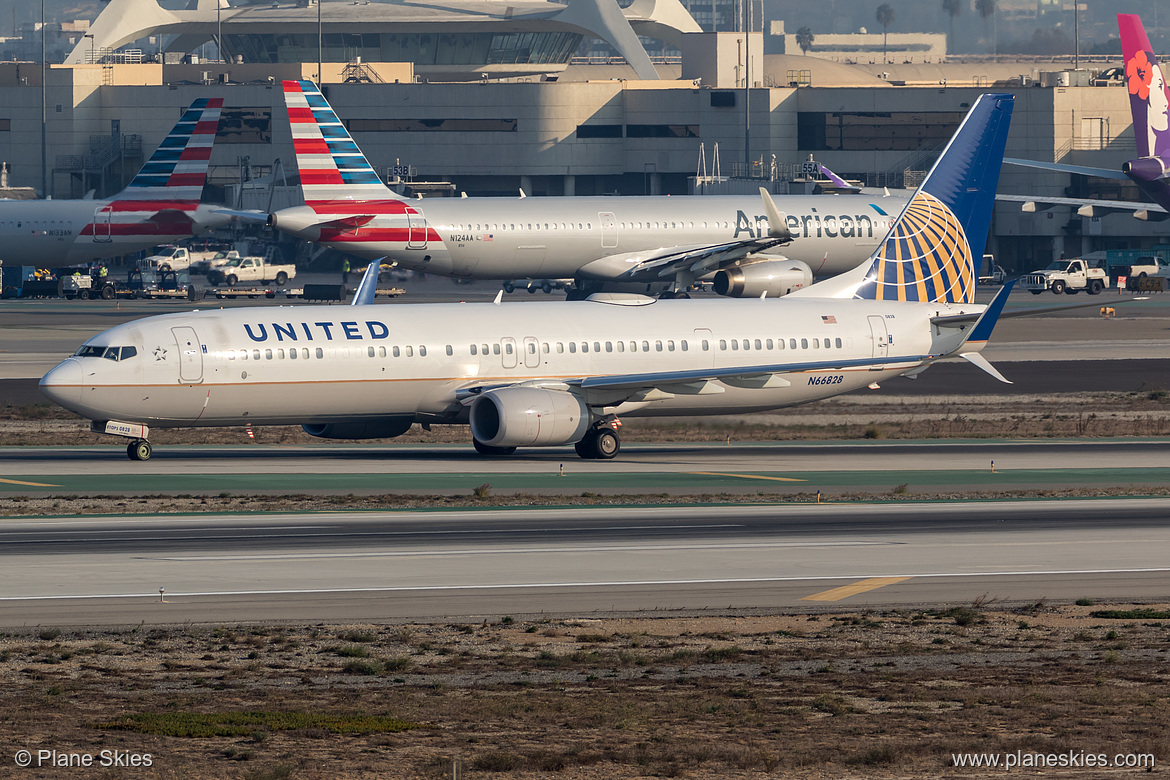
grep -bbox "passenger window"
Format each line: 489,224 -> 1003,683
719,340 -> 727,350
445,345 -> 453,356
754,339 -> 762,350
368,347 -> 375,357
641,341 -> 649,352
505,343 -> 513,355
605,342 -> 612,353
406,346 -> 414,357
393,346 -> 401,357
493,344 -> 500,355
835,338 -> 843,348
731,340 -> 738,351
379,346 -> 387,357
766,339 -> 773,350
315,348 -> 323,358
301,348 -> 309,359
288,349 -> 296,360
789,338 -> 797,349
542,343 -> 550,353
471,344 -> 478,355
582,342 -> 589,353
702,340 -> 709,350
556,342 -> 564,353
278,349 -> 285,359
616,341 -> 624,353
629,341 -> 637,352
667,340 -> 675,352
569,342 -> 576,353
481,344 -> 488,355
681,340 -> 687,351
813,338 -> 820,348
801,339 -> 808,349
527,343 -> 536,354
420,346 -> 427,357
266,349 -> 274,360
240,350 -> 248,360
593,342 -> 600,352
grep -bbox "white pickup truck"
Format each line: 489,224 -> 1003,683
1019,258 -> 1107,295
188,250 -> 240,276
207,251 -> 296,287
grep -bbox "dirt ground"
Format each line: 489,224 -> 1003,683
0,603 -> 1166,779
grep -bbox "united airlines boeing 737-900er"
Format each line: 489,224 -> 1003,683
0,98 -> 229,269
238,80 -> 911,298
42,94 -> 1020,461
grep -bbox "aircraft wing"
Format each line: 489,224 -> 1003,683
575,237 -> 790,282
996,193 -> 1169,220
1003,157 -> 1129,180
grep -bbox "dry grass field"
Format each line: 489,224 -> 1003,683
1,604 -> 1166,779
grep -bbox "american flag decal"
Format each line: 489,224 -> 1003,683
821,315 -> 837,324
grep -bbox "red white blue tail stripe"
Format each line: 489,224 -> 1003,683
117,97 -> 223,206
283,80 -> 398,204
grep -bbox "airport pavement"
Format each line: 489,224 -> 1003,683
0,499 -> 1167,625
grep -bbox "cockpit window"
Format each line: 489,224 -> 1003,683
74,345 -> 137,361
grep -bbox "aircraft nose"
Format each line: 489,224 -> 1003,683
39,358 -> 83,410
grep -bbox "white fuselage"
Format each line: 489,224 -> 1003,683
273,194 -> 906,279
0,199 -> 229,269
40,295 -> 980,430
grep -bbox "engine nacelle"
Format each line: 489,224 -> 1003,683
1122,155 -> 1170,184
302,417 -> 414,440
469,388 -> 590,448
712,260 -> 813,298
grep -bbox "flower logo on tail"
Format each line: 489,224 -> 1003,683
1128,50 -> 1156,100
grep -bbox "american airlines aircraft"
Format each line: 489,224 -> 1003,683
0,98 -> 228,269
247,80 -> 909,298
41,93 -> 1017,462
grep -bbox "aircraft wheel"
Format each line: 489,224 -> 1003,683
527,285 -> 537,294
472,438 -> 516,456
593,429 -> 620,459
574,438 -> 596,459
127,439 -> 152,461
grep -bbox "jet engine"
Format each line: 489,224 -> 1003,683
712,260 -> 813,298
1122,156 -> 1170,183
302,417 -> 414,439
469,388 -> 590,448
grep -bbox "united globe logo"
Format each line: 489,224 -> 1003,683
856,190 -> 975,304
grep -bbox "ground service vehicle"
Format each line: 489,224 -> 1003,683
207,250 -> 296,287
1020,258 -> 1107,295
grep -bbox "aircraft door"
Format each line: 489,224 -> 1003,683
500,337 -> 518,369
407,207 -> 427,249
172,326 -> 204,383
92,206 -> 112,243
867,316 -> 889,368
523,337 -> 540,368
599,212 -> 617,248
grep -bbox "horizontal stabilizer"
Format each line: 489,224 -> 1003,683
960,351 -> 1012,384
213,208 -> 268,223
1003,157 -> 1128,180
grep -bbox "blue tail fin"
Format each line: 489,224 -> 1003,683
854,93 -> 1014,304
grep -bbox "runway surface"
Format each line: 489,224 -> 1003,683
0,499 -> 1167,626
4,439 -> 1170,495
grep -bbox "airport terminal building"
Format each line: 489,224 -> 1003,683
0,0 -> 1157,272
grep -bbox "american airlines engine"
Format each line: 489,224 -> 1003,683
233,80 -> 905,298
42,95 -> 1024,462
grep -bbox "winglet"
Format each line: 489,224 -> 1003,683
758,187 -> 792,241
959,351 -> 1012,384
350,259 -> 381,306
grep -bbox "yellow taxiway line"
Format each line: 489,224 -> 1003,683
0,478 -> 61,487
801,576 -> 913,602
689,471 -> 806,483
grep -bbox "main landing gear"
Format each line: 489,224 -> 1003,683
126,439 -> 153,461
574,418 -> 622,460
